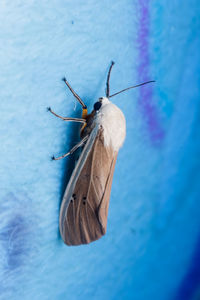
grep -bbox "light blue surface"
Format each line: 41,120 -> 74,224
0,1 -> 200,300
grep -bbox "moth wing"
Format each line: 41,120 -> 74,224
59,125 -> 118,246
59,125 -> 99,240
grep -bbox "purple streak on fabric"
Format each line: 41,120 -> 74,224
137,1 -> 165,145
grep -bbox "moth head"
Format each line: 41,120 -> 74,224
93,97 -> 109,111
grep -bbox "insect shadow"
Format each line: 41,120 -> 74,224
59,106 -> 83,202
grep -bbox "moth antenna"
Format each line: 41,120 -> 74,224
62,77 -> 87,109
106,61 -> 115,97
109,80 -> 156,98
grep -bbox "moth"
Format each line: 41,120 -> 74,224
48,62 -> 154,246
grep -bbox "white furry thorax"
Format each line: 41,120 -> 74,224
94,97 -> 126,151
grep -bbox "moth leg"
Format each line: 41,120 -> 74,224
106,61 -> 115,97
47,107 -> 86,124
62,77 -> 87,109
52,135 -> 89,161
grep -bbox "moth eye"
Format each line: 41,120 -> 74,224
72,193 -> 76,199
93,101 -> 102,111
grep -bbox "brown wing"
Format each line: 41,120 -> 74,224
60,127 -> 118,246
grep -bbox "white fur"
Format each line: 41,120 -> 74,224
94,97 -> 126,151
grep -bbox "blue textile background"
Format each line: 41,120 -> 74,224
0,1 -> 199,299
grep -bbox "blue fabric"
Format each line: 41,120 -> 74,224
0,1 -> 199,299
